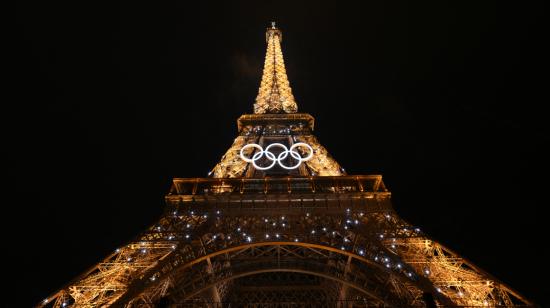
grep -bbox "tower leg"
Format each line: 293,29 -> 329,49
337,255 -> 353,308
206,257 -> 222,306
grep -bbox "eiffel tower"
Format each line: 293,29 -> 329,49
39,23 -> 534,308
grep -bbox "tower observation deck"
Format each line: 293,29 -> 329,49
38,23 -> 534,308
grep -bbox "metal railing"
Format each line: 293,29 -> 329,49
170,175 -> 387,196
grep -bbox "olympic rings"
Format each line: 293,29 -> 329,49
240,142 -> 314,170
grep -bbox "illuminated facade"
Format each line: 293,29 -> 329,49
39,24 -> 533,307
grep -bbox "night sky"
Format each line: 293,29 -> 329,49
7,1 -> 547,307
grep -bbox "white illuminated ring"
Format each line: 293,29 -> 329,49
240,142 -> 314,170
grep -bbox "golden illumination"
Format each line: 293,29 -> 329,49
297,135 -> 344,176
211,136 -> 249,178
254,24 -> 298,114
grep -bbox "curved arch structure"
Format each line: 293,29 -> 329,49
115,241 -> 450,307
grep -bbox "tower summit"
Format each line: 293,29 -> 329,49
39,24 -> 534,307
254,22 -> 298,114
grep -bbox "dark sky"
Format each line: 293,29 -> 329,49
7,1 -> 547,306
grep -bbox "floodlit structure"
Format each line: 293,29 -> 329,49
39,23 -> 534,307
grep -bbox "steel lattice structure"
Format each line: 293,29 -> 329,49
38,23 -> 534,308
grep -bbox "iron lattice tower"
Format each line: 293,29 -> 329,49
39,24 -> 534,308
